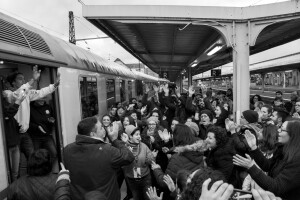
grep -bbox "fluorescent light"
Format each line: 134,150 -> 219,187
0,61 -> 3,64
191,63 -> 197,68
207,46 -> 222,56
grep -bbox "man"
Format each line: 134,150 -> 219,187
270,107 -> 290,128
275,91 -> 283,99
3,66 -> 60,159
63,117 -> 134,200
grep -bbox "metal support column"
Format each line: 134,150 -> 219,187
180,74 -> 183,93
261,73 -> 265,93
283,72 -> 286,88
232,22 -> 250,122
188,67 -> 192,88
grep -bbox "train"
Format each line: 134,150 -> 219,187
0,11 -> 168,194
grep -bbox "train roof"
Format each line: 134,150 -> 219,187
0,12 -> 169,82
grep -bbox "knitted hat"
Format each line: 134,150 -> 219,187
200,110 -> 214,121
242,110 -> 258,123
185,121 -> 199,136
147,116 -> 159,125
125,125 -> 138,136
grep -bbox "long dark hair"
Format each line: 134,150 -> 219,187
207,126 -> 228,147
284,120 -> 300,162
173,124 -> 197,146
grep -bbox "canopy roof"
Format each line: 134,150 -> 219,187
83,1 -> 300,81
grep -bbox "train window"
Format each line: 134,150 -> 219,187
135,80 -> 143,96
79,76 -> 98,119
128,80 -> 132,100
120,79 -> 125,102
106,79 -> 115,109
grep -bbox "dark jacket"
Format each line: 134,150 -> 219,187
153,150 -> 204,187
7,174 -> 57,200
248,145 -> 300,200
28,102 -> 54,135
199,123 -> 213,140
54,179 -> 71,200
3,101 -> 20,147
63,135 -> 134,200
205,139 -> 236,182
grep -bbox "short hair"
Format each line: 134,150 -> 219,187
276,91 -> 283,95
176,170 -> 190,192
274,107 -> 290,123
173,124 -> 198,146
207,126 -> 228,147
262,104 -> 273,114
181,168 -> 226,200
6,71 -> 23,86
77,117 -> 98,136
27,149 -> 52,176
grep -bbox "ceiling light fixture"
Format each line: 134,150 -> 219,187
207,45 -> 222,56
191,63 -> 197,68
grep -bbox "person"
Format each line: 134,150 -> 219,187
7,149 -> 57,200
205,126 -> 236,183
63,117 -> 134,200
180,168 -> 228,200
198,109 -> 214,140
152,124 -> 204,183
3,91 -> 26,181
250,95 -> 262,110
233,120 -> 300,200
3,66 -> 60,160
28,97 -> 57,168
213,105 -> 228,128
270,107 -> 290,128
122,125 -> 154,200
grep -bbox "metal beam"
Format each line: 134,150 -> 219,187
135,51 -> 195,56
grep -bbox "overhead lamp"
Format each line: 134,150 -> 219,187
207,45 -> 222,56
191,63 -> 197,68
0,61 -> 4,64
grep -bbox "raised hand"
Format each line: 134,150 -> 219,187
141,105 -> 147,115
32,65 -> 41,81
145,84 -> 150,94
107,121 -> 119,141
152,150 -> 158,157
151,161 -> 161,170
121,133 -> 129,143
199,178 -> 234,200
53,72 -> 61,88
244,130 -> 257,150
292,112 -> 300,119
153,84 -> 159,93
189,86 -> 195,97
162,147 -> 169,153
233,154 -> 254,169
146,187 -> 163,200
15,90 -> 27,105
163,175 -> 176,192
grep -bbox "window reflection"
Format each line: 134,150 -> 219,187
80,76 -> 98,119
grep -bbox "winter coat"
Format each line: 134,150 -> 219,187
63,135 -> 134,200
205,139 -> 236,182
7,174 -> 57,200
248,145 -> 300,200
54,179 -> 71,200
154,150 -> 204,186
199,123 -> 213,140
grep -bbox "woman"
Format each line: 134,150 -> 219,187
122,125 -> 154,200
152,124 -> 204,184
115,106 -> 126,121
233,120 -> 300,200
250,95 -> 262,110
205,126 -> 236,183
213,105 -> 228,128
8,149 -> 57,200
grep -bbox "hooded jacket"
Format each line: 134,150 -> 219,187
153,148 -> 204,189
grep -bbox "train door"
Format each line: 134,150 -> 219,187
106,78 -> 116,110
0,61 -> 62,185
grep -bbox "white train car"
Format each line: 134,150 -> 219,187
0,12 -> 167,197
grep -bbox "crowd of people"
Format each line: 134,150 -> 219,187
5,76 -> 300,200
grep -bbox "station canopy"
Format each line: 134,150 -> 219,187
82,1 -> 300,82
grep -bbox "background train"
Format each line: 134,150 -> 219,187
0,11 -> 167,195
